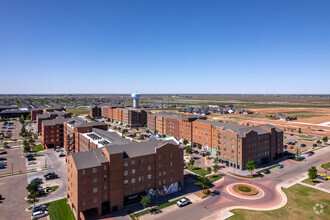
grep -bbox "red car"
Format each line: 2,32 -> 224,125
3,145 -> 11,149
30,143 -> 36,146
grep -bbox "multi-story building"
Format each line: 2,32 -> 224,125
89,106 -> 102,119
64,117 -> 108,154
101,107 -> 147,127
67,140 -> 183,220
41,117 -> 71,149
31,106 -> 64,122
146,112 -> 283,170
36,110 -> 71,134
192,119 -> 283,169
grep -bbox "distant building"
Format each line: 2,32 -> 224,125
36,110 -> 71,134
90,106 -> 102,119
31,106 -> 64,122
67,140 -> 183,219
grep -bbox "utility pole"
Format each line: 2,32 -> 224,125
45,158 -> 47,168
12,163 -> 13,174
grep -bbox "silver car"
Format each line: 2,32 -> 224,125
31,210 -> 48,219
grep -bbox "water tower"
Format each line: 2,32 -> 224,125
131,93 -> 140,108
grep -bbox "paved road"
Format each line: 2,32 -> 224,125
153,146 -> 330,220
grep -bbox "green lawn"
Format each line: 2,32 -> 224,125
66,108 -> 89,116
47,198 -> 75,220
186,166 -> 211,176
302,178 -> 320,186
321,162 -> 330,171
228,184 -> 330,220
31,144 -> 44,152
207,174 -> 222,182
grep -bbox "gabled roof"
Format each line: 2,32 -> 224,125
71,148 -> 107,170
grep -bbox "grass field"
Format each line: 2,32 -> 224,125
207,174 -> 222,182
31,144 -> 44,152
47,198 -> 75,220
66,108 -> 89,116
186,166 -> 211,176
228,184 -> 330,220
321,162 -> 330,171
302,178 -> 320,186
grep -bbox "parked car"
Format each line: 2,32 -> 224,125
31,205 -> 47,213
27,161 -> 36,165
58,151 -> 66,157
307,151 -> 315,155
0,151 -> 7,155
27,157 -> 36,161
44,172 -> 58,180
177,198 -> 191,207
194,150 -> 199,154
0,157 -> 7,161
283,145 -> 287,149
3,145 -> 11,149
30,143 -> 36,146
0,165 -> 6,169
263,169 -> 271,174
313,144 -> 317,147
300,144 -> 306,147
278,164 -> 284,169
31,178 -> 43,184
31,210 -> 48,219
317,175 -> 328,181
301,153 -> 310,157
0,161 -> 7,166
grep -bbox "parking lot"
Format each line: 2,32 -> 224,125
0,146 -> 67,220
0,120 -> 22,140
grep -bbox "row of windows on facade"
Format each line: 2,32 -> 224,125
124,176 -> 172,186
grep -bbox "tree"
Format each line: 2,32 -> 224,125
195,174 -> 210,193
317,140 -> 322,145
308,166 -> 318,181
26,182 -> 41,205
3,142 -> 8,146
322,136 -> 328,145
146,130 -> 150,134
246,161 -> 257,175
19,114 -> 24,123
140,196 -> 151,209
185,146 -> 193,154
28,137 -> 34,144
24,145 -> 31,153
139,134 -> 145,140
183,139 -> 188,146
188,158 -> 195,167
118,127 -> 121,131
205,151 -> 211,157
207,167 -> 212,173
154,130 -> 158,134
213,157 -> 219,164
26,113 -> 31,120
298,128 -> 302,133
213,165 -> 220,174
122,129 -> 128,134
113,126 -> 117,130
133,133 -> 137,138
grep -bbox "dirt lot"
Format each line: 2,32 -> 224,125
209,107 -> 330,136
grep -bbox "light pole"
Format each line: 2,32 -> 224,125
45,158 -> 47,168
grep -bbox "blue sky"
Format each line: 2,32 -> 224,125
0,0 -> 329,94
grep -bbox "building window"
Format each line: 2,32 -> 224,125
148,165 -> 151,171
93,168 -> 97,173
82,170 -> 85,175
131,169 -> 135,175
132,187 -> 135,193
148,174 -> 151,179
148,157 -> 151,162
232,144 -> 234,148
159,163 -> 162,168
148,183 -> 151,188
131,178 -> 135,183
124,180 -> 128,185
93,198 -> 98,204
170,153 -> 173,158
93,177 -> 98,183
124,161 -> 128,167
104,165 -> 107,170
131,160 -> 135,165
139,158 -> 144,164
83,201 -> 86,206
124,171 -> 128,176
159,180 -> 161,185
93,187 -> 98,193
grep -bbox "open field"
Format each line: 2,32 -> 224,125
228,184 -> 330,220
66,108 -> 89,116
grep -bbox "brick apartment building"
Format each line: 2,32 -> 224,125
101,106 -> 147,127
36,110 -> 71,134
146,112 -> 283,170
63,117 -> 108,154
67,140 -> 183,220
89,106 -> 102,119
31,106 -> 64,122
41,117 -> 71,149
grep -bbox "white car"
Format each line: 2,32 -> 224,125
177,198 -> 191,207
28,161 -> 36,165
31,210 -> 48,219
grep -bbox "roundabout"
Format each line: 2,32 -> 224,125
226,182 -> 265,200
